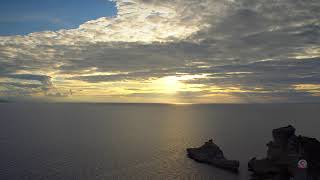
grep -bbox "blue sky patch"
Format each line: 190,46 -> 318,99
0,0 -> 117,35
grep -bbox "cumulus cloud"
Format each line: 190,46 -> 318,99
0,0 -> 319,103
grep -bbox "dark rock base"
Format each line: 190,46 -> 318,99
249,125 -> 320,180
187,139 -> 240,172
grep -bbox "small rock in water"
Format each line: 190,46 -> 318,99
187,139 -> 240,172
248,125 -> 320,180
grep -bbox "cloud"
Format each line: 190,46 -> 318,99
6,74 -> 52,86
0,0 -> 319,103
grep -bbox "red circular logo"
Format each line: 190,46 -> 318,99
298,159 -> 308,169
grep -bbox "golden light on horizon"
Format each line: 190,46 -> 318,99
10,69 -> 319,104
42,74 -> 210,103
293,84 -> 320,95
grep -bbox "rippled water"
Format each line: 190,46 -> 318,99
0,103 -> 319,179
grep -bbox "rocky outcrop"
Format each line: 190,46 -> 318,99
187,139 -> 240,172
249,125 -> 320,180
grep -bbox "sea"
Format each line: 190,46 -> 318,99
0,103 -> 319,180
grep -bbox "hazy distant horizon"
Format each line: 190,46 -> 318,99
2,99 -> 320,105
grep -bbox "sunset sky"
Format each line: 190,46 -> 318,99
0,0 -> 319,103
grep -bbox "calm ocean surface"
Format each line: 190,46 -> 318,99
0,103 -> 319,180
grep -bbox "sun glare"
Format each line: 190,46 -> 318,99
152,74 -> 207,95
163,76 -> 181,92
154,76 -> 182,93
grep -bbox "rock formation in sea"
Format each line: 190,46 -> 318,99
187,139 -> 240,172
249,125 -> 320,180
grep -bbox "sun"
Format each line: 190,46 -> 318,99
161,76 -> 182,93
163,76 -> 181,92
152,74 -> 208,94
152,76 -> 182,93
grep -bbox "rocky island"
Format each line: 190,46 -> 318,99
249,125 -> 320,180
187,139 -> 240,172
